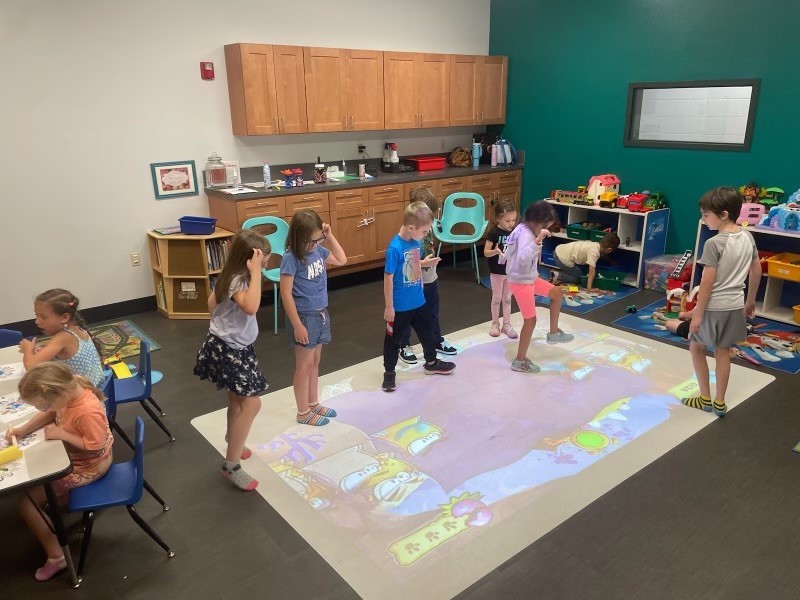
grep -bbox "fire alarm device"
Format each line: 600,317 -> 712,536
200,61 -> 215,80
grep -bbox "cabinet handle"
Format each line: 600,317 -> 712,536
280,116 -> 284,131
302,197 -> 317,201
420,113 -> 423,127
474,112 -> 477,123
415,114 -> 418,127
480,111 -> 484,123
382,187 -> 396,192
349,115 -> 354,129
255,202 -> 267,207
341,192 -> 355,197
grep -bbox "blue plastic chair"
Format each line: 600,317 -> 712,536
242,216 -> 290,334
113,340 -> 174,442
0,329 -> 22,348
67,417 -> 174,577
433,192 -> 488,284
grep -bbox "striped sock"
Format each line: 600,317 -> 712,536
308,402 -> 337,418
297,409 -> 330,426
713,400 -> 727,417
682,395 -> 712,412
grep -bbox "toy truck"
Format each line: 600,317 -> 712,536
598,191 -> 619,209
625,192 -> 649,212
640,192 -> 666,212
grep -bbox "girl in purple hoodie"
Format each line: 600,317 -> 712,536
500,201 -> 574,373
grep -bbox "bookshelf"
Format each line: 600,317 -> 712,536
147,227 -> 235,319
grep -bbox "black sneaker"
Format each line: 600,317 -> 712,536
399,346 -> 418,364
436,338 -> 458,355
424,359 -> 456,375
382,371 -> 396,392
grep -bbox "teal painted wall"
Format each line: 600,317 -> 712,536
489,0 -> 800,253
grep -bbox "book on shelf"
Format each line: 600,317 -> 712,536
157,280 -> 166,310
153,225 -> 182,235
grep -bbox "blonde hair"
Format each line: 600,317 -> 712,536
409,188 -> 439,214
18,362 -> 104,409
404,201 -> 434,226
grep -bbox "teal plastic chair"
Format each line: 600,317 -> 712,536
242,216 -> 290,334
433,192 -> 488,284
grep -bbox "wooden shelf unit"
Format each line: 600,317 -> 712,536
147,227 -> 235,319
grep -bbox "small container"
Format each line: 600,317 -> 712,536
314,157 -> 326,184
204,152 -> 227,188
490,144 -> 498,167
179,216 -> 217,235
407,156 -> 446,171
263,162 -> 271,188
292,168 -> 304,187
358,163 -> 366,178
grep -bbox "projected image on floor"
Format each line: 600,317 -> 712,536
253,327 -> 700,577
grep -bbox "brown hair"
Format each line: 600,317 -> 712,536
286,210 -> 324,265
699,186 -> 743,221
599,232 -> 620,250
214,230 -> 271,304
404,201 -> 434,226
494,199 -> 516,220
409,188 -> 439,214
18,362 -> 104,410
36,289 -> 102,355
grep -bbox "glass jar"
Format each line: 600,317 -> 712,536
204,152 -> 227,188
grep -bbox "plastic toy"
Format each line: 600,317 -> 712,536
665,284 -> 699,314
665,250 -> 693,290
762,196 -> 800,231
738,183 -> 784,210
761,187 -> 784,209
626,305 -> 638,314
641,192 -> 667,212
551,189 -> 585,204
598,191 -> 618,208
737,202 -> 766,226
625,192 -> 649,212
586,174 -> 621,202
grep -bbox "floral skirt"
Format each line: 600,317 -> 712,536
193,333 -> 269,398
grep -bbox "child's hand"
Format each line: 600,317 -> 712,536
321,223 -> 332,238
745,300 -> 756,318
44,425 -> 65,441
293,323 -> 309,346
384,307 -> 395,323
420,254 -> 441,268
19,338 -> 36,354
4,427 -> 15,444
689,314 -> 702,334
247,248 -> 265,274
535,229 -> 551,245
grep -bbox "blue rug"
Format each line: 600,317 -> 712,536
481,268 -> 637,314
612,299 -> 800,375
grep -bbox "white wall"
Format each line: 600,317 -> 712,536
0,0 -> 490,324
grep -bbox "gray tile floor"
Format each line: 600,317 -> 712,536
2,266 -> 798,600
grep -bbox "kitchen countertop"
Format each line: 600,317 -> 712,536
204,163 -> 523,201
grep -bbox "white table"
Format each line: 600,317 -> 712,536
0,345 -> 24,396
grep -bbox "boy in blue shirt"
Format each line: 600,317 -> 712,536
382,201 -> 456,392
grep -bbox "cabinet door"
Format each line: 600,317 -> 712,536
285,192 -> 329,215
436,177 -> 467,198
404,180 -> 437,200
448,55 -> 479,126
370,202 -> 406,261
384,52 -> 418,130
226,44 -> 279,136
479,56 -> 507,124
496,186 -> 520,212
236,197 -> 287,224
369,184 -> 404,206
273,46 -> 308,134
346,49 -> 384,131
304,47 -> 347,132
330,206 -> 372,265
330,189 -> 364,210
479,191 -> 496,228
417,53 -> 449,128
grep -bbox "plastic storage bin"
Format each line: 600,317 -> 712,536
179,216 -> 217,235
644,254 -> 683,291
766,252 -> 800,282
407,156 -> 446,171
589,228 -> 615,242
580,271 -> 625,292
794,305 -> 800,324
566,223 -> 593,240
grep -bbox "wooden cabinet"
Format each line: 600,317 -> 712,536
285,192 -> 329,215
404,180 -> 437,200
305,47 -> 384,132
225,44 -> 307,135
384,52 -> 449,129
148,228 -> 234,319
369,184 -> 403,206
370,202 -> 406,261
469,171 -> 521,225
448,55 -> 507,126
330,205 -> 372,266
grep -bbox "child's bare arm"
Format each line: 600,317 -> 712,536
586,265 -> 598,290
745,256 -> 761,317
20,332 -> 69,369
483,240 -> 501,257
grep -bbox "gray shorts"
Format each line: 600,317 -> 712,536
689,308 -> 746,349
287,309 -> 331,349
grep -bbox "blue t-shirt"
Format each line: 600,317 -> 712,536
385,234 -> 424,312
280,245 -> 330,312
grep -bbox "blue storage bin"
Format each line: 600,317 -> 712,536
179,216 -> 216,235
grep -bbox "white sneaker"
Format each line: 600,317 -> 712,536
399,346 -> 418,364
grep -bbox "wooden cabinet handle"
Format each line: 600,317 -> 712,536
474,112 -> 477,123
255,202 -> 267,207
415,114 -> 418,127
301,197 -> 316,201
382,187 -> 396,192
280,116 -> 284,131
420,113 -> 423,127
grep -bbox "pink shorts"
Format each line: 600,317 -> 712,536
508,279 -> 554,319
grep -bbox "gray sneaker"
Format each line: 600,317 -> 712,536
511,358 -> 540,373
546,330 -> 574,344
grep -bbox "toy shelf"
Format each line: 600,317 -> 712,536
543,199 -> 669,287
147,227 -> 235,319
691,222 -> 800,326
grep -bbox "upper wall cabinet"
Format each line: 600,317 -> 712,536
384,52 -> 449,129
448,55 -> 507,126
304,47 -> 384,132
225,44 -> 308,135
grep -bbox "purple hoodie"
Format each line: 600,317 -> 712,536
498,222 -> 540,283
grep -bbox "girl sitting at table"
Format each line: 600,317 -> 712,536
19,289 -> 105,387
7,362 -> 113,581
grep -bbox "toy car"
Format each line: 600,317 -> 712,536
573,195 -> 595,206
598,191 -> 618,209
641,192 -> 667,212
737,202 -> 766,226
625,192 -> 649,212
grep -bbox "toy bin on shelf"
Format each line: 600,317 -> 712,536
765,253 -> 800,282
566,223 -> 594,240
644,254 -> 683,292
793,305 -> 800,324
179,216 -> 217,235
758,250 -> 777,272
580,271 -> 625,292
589,228 -> 615,242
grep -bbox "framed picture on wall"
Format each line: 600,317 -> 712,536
150,160 -> 199,199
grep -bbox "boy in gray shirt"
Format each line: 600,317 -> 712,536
682,187 -> 761,417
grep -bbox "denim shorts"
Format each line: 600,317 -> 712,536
287,309 -> 331,349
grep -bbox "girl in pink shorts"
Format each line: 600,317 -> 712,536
500,201 -> 574,373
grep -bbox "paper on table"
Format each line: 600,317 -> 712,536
0,455 -> 30,490
0,362 -> 24,382
0,392 -> 38,424
0,426 -> 45,450
218,187 -> 256,195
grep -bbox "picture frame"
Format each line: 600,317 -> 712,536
150,160 -> 199,199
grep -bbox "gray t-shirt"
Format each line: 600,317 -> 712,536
280,245 -> 330,312
698,229 -> 758,311
209,275 -> 258,349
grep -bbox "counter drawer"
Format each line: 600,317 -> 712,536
286,191 -> 329,215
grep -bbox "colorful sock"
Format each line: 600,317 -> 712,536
681,395 -> 712,412
297,410 -> 330,426
308,402 -> 337,418
221,462 -> 258,491
713,400 -> 727,417
225,435 -> 252,460
35,556 -> 67,581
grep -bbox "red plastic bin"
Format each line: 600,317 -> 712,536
407,156 -> 446,171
